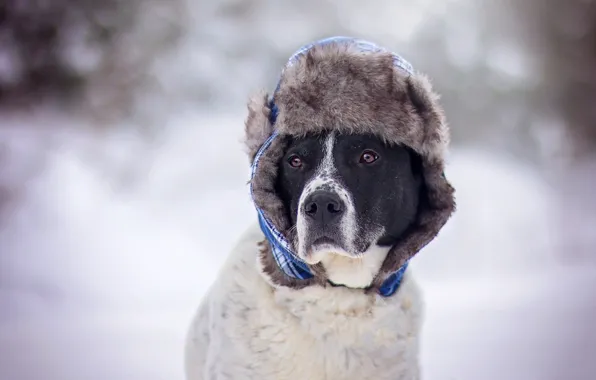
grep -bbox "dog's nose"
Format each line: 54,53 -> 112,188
303,191 -> 344,224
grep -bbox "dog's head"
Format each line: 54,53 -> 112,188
246,38 -> 455,291
275,132 -> 423,287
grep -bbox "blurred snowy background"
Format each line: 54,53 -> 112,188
1,0 -> 595,379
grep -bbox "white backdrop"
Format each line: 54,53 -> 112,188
1,110 -> 594,380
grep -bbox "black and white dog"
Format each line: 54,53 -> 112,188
277,132 -> 422,288
185,37 -> 455,380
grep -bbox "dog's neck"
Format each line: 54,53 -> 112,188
319,245 -> 389,289
256,215 -> 409,296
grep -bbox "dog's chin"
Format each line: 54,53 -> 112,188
299,238 -> 356,265
299,238 -> 390,288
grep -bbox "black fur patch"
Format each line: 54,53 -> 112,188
276,132 -> 422,256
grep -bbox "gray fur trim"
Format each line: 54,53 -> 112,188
244,91 -> 274,162
257,239 -> 327,290
245,40 -> 456,292
251,136 -> 290,232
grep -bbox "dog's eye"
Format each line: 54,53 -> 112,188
359,150 -> 379,164
288,155 -> 303,168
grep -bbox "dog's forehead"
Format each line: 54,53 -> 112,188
286,132 -> 386,155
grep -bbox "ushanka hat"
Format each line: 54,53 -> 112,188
245,37 -> 456,296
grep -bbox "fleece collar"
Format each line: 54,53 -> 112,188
249,37 -> 415,297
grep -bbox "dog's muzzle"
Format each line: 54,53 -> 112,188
303,190 -> 345,226
299,189 -> 349,253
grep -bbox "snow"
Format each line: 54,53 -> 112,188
1,110 -> 594,380
421,265 -> 596,380
2,0 -> 596,376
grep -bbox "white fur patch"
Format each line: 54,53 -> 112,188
185,223 -> 423,380
320,243 -> 390,288
296,133 -> 358,262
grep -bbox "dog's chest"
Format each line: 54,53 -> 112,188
233,281 -> 421,379
189,228 -> 423,380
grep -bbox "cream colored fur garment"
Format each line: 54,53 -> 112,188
184,223 -> 423,380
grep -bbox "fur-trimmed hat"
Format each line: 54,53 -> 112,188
245,37 -> 455,293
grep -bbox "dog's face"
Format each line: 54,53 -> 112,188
276,132 -> 423,287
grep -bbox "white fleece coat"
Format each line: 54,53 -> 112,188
184,223 -> 423,380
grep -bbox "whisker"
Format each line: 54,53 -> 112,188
286,224 -> 299,250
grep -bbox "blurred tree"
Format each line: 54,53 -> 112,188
513,0 -> 596,158
4,0 -> 593,157
0,0 -> 185,124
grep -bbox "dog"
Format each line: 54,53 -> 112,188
276,132 -> 423,286
185,37 -> 455,380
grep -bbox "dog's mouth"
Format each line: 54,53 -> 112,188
309,234 -> 347,254
312,236 -> 338,247
300,234 -> 354,264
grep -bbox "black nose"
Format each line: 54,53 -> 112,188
303,191 -> 345,224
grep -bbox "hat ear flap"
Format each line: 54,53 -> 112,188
404,72 -> 449,161
244,91 -> 274,162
